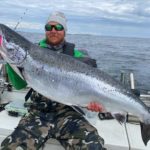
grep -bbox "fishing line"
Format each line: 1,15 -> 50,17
14,8 -> 28,31
124,114 -> 131,150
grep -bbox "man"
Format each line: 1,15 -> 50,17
1,11 -> 106,150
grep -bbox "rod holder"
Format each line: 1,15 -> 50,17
120,72 -> 126,85
130,73 -> 135,89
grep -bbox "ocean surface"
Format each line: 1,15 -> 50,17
20,32 -> 150,90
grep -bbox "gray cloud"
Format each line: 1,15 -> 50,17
0,0 -> 150,37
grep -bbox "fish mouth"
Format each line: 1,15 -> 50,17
0,34 -> 6,58
0,34 -> 3,47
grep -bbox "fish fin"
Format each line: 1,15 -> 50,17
140,122 -> 150,145
112,113 -> 126,124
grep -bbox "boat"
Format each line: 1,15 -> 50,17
0,66 -> 150,150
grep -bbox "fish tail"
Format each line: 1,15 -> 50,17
140,122 -> 150,145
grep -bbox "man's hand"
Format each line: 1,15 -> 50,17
87,102 -> 104,112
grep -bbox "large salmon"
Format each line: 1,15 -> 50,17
0,24 -> 150,145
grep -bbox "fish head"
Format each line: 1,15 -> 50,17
0,24 -> 29,65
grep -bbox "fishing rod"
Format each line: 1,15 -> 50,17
14,8 -> 28,30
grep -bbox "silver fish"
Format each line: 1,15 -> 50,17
0,24 -> 150,145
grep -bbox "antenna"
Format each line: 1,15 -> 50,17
14,8 -> 28,31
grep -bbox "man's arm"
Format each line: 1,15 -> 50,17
74,49 -> 97,67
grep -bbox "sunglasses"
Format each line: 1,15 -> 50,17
45,24 -> 64,31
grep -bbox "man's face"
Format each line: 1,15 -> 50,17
45,21 -> 65,46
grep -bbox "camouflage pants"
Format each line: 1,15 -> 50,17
1,92 -> 105,150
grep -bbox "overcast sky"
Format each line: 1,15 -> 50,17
0,0 -> 150,38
